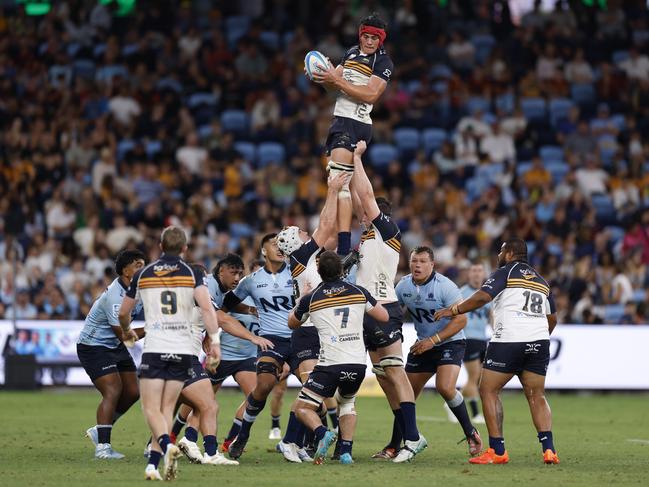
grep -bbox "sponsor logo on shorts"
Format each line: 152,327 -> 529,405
188,368 -> 196,378
296,349 -> 313,359
525,343 -> 541,353
441,349 -> 452,360
101,364 -> 117,371
306,379 -> 324,390
140,364 -> 149,370
339,371 -> 358,381
486,358 -> 507,368
161,353 -> 182,363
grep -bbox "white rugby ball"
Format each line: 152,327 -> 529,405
304,50 -> 329,80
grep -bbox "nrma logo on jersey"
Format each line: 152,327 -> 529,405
153,263 -> 179,276
520,268 -> 537,280
259,295 -> 295,312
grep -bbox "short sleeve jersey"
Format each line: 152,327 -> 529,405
223,264 -> 295,339
356,212 -> 401,302
396,272 -> 464,343
480,261 -> 555,342
126,254 -> 205,355
295,280 -> 376,366
289,239 -> 322,327
333,45 -> 393,125
460,284 -> 491,341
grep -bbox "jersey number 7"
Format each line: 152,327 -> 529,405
334,307 -> 350,329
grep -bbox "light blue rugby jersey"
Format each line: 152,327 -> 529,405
396,272 -> 465,343
78,277 -> 141,348
223,263 -> 295,339
206,274 -> 259,361
460,284 -> 491,341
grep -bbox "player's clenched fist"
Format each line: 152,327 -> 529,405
354,140 -> 367,155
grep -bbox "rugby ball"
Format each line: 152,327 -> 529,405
304,50 -> 330,80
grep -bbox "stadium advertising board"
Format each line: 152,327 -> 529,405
0,320 -> 648,389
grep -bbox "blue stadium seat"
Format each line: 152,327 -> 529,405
96,64 -> 128,83
117,139 -> 136,162
632,289 -> 646,303
421,128 -> 447,156
156,77 -> 183,93
471,34 -> 496,65
393,128 -> 420,155
368,143 -> 398,168
571,83 -> 595,105
188,92 -> 218,109
546,160 -> 569,184
430,64 -> 452,79
198,124 -> 213,139
591,194 -> 616,223
612,50 -> 629,65
467,96 -> 490,114
257,142 -> 285,167
73,59 -> 96,80
540,145 -> 563,162
234,141 -> 256,163
603,304 -> 626,323
549,98 -> 574,126
605,226 -> 626,244
122,43 -> 140,57
610,114 -> 626,132
495,92 -> 515,114
145,140 -> 162,159
521,97 -> 547,121
259,31 -> 280,51
67,42 -> 81,58
220,110 -> 249,135
226,16 -> 251,47
516,161 -> 533,177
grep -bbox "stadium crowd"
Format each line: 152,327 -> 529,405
0,0 -> 648,325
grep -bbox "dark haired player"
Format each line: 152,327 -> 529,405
289,251 -> 389,465
434,239 -> 560,465
380,247 -> 482,458
311,13 -> 393,263
223,234 -> 306,462
77,249 -> 145,459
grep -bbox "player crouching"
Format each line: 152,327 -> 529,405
289,251 -> 389,464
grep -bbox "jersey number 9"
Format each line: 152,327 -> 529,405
161,290 -> 177,315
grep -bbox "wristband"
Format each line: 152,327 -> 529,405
451,304 -> 460,316
209,331 -> 221,344
435,333 -> 441,344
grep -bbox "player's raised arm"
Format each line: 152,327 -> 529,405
311,172 -> 351,246
433,291 -> 492,321
351,140 -> 381,221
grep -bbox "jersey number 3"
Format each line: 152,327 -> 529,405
522,290 -> 543,314
161,290 -> 177,315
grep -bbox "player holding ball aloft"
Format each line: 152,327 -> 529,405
309,13 -> 393,265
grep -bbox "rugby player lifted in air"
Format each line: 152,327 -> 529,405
310,13 -> 393,267
434,239 -> 560,465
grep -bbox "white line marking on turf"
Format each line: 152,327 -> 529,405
626,439 -> 649,444
418,416 -> 447,422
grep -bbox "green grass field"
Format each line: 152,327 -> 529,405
1,389 -> 647,486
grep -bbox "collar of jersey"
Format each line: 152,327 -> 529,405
117,276 -> 129,291
215,275 -> 228,294
263,263 -> 286,274
411,271 -> 436,287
